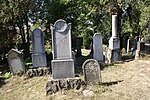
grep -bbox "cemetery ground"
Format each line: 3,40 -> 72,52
0,49 -> 150,100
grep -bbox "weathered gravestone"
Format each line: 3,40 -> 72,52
50,19 -> 74,79
93,33 -> 103,62
82,59 -> 102,85
46,19 -> 82,95
6,49 -> 25,75
31,28 -> 47,67
107,15 -> 121,63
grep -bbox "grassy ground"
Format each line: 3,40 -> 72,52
1,49 -> 150,100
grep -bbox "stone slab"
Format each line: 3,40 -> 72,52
93,33 -> 103,62
32,53 -> 47,67
51,59 -> 74,79
109,37 -> 120,50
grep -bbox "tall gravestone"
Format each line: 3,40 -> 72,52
93,33 -> 103,62
31,28 -> 47,67
108,15 -> 121,63
51,19 -> 74,79
46,19 -> 82,95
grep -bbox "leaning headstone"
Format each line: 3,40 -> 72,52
6,49 -> 25,75
31,28 -> 47,67
46,19 -> 82,95
82,59 -> 102,85
93,33 -> 103,62
108,15 -> 121,63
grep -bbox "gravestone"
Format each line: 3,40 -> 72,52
75,37 -> 82,57
108,15 -> 121,63
31,28 -> 47,67
147,16 -> 150,41
93,33 -> 103,62
6,49 -> 25,75
82,59 -> 101,85
46,19 -> 82,95
51,19 -> 74,79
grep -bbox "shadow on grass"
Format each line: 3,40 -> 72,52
75,54 -> 135,74
75,55 -> 92,74
0,77 -> 6,87
101,80 -> 123,86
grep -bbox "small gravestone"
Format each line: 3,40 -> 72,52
93,33 -> 103,62
135,41 -> 145,60
31,28 -> 47,67
82,59 -> 101,85
6,49 -> 25,75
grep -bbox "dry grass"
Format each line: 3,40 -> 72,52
1,49 -> 150,100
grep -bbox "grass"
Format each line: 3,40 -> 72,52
1,49 -> 150,100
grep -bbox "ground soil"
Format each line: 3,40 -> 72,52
0,57 -> 150,100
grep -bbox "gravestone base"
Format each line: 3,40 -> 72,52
26,67 -> 50,78
32,53 -> 47,67
52,59 -> 74,79
46,77 -> 83,95
107,48 -> 121,64
108,37 -> 120,50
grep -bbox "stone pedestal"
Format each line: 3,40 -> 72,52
107,15 -> 121,63
46,77 -> 83,95
32,53 -> 47,67
108,37 -> 121,62
52,59 -> 74,79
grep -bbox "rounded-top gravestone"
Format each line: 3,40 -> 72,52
82,59 -> 102,85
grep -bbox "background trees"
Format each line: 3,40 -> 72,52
0,0 -> 150,57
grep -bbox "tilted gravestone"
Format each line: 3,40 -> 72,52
51,19 -> 74,79
93,33 -> 103,62
31,28 -> 47,67
82,59 -> 102,85
6,49 -> 25,75
108,15 -> 121,63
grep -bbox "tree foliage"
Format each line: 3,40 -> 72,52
0,0 -> 150,54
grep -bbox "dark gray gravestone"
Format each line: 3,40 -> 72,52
75,37 -> 82,57
93,33 -> 103,62
82,59 -> 101,85
137,41 -> 145,51
51,19 -> 74,79
31,28 -> 47,67
6,49 -> 25,75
